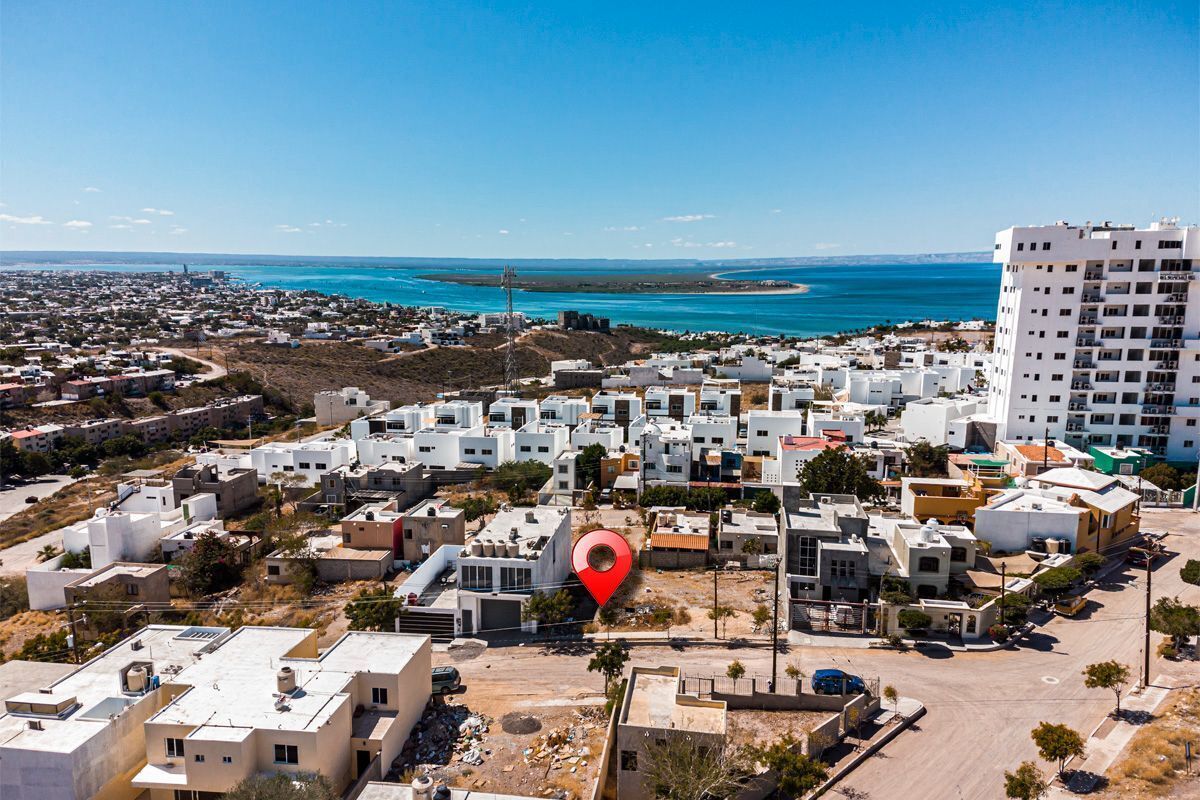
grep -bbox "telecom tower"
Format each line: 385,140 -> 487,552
502,265 -> 518,394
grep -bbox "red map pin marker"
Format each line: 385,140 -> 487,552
572,528 -> 633,607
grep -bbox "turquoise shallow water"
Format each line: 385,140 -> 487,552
5,260 -> 1001,337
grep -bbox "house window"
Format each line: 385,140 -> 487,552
274,744 -> 299,765
950,547 -> 967,562
267,565 -> 281,576
917,556 -> 940,572
222,756 -> 233,764
166,737 -> 185,758
194,754 -> 205,763
125,583 -> 140,596
621,750 -> 638,771
462,565 -> 493,590
371,687 -> 388,705
500,566 -> 532,591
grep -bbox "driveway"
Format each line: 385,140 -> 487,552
434,509 -> 1200,800
157,347 -> 227,383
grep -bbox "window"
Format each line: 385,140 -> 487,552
371,687 -> 388,705
194,754 -> 205,763
166,737 -> 185,758
274,744 -> 299,765
462,565 -> 492,590
917,556 -> 940,573
621,750 -> 638,771
267,564 -> 280,575
298,462 -> 310,470
222,756 -> 233,764
755,429 -> 768,437
792,536 -> 818,577
125,583 -> 140,596
500,566 -> 532,591
950,547 -> 967,562
1017,242 -> 1024,251
1100,514 -> 1113,528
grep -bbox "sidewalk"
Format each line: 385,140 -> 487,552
809,696 -> 926,798
1046,678 -> 1172,797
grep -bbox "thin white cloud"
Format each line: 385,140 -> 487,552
142,207 -> 174,216
770,208 -> 783,214
662,214 -> 714,223
63,220 -> 93,229
498,229 -> 510,235
814,242 -> 840,250
670,237 -> 737,249
109,224 -> 134,230
83,186 -> 102,193
275,224 -> 302,233
110,216 -> 152,224
0,213 -> 52,225
309,219 -> 347,228
562,232 -> 574,236
604,225 -> 643,232
169,226 -> 188,235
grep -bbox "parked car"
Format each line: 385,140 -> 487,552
432,665 -> 461,694
1054,593 -> 1087,617
24,496 -> 38,504
811,669 -> 866,695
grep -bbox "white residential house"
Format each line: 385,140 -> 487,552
901,396 -> 981,445
513,420 -> 571,465
807,407 -> 865,443
455,506 -> 572,636
313,387 -> 390,426
643,387 -> 697,421
350,404 -> 434,440
250,440 -> 356,485
746,409 -> 807,457
589,390 -> 642,428
687,414 -> 738,463
539,395 -> 590,426
631,417 -> 692,487
487,397 -> 540,428
570,418 -> 626,451
698,378 -> 742,417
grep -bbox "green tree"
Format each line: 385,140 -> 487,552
726,659 -> 746,680
37,544 -> 59,562
639,734 -> 752,800
905,440 -> 949,477
639,485 -> 691,508
1033,566 -> 1082,598
897,609 -> 932,633
880,575 -> 914,605
178,533 -> 244,596
747,733 -> 829,796
751,604 -> 771,631
222,773 -> 336,800
521,588 -> 573,627
1030,722 -> 1085,776
597,603 -> 620,639
344,587 -> 403,632
882,684 -> 899,714
1082,660 -> 1130,716
1149,596 -> 1200,650
1139,462 -> 1180,491
1004,761 -> 1048,800
741,537 -> 763,556
707,604 -> 736,638
587,641 -> 629,692
997,592 -> 1032,625
796,447 -> 883,501
577,442 -> 607,490
147,390 -> 170,410
0,577 -> 30,622
490,460 -> 552,504
1180,559 -> 1200,587
1075,552 -> 1106,577
751,490 -> 781,514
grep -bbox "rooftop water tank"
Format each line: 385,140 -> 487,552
277,666 -> 297,694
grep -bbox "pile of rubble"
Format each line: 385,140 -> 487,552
521,708 -> 606,776
392,699 -> 493,774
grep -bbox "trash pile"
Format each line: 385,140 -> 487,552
521,708 -> 605,775
393,700 -> 492,773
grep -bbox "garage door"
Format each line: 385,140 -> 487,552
479,599 -> 522,633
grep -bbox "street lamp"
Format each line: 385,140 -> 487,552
762,554 -> 783,691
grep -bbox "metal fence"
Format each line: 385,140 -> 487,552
681,672 -> 880,699
789,599 -> 876,633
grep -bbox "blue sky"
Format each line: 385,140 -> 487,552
2,1 -> 1197,259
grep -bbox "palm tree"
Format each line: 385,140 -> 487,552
37,544 -> 59,562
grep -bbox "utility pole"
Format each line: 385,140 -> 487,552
1131,546 -> 1154,689
501,265 -> 518,395
770,555 -> 781,691
1043,424 -> 1050,471
999,562 -> 1008,621
712,568 -> 719,639
67,603 -> 81,664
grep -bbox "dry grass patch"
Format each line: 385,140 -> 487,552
1102,689 -> 1200,798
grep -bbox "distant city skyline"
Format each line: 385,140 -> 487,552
1,1 -> 1197,258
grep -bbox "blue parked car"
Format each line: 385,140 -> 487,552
811,669 -> 867,695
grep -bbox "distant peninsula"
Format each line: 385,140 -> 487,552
415,270 -> 810,295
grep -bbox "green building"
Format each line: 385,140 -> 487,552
1088,445 -> 1153,476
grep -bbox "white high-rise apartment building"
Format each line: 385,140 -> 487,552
990,218 -> 1199,460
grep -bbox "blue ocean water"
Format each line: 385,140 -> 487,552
8,260 -> 1000,337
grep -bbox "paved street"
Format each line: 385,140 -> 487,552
0,475 -> 77,525
436,509 -> 1200,800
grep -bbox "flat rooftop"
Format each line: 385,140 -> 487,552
622,667 -> 725,735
